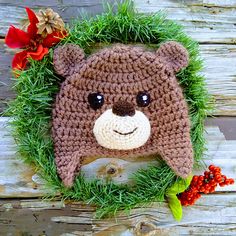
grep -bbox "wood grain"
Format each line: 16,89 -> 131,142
135,0 -> 236,44
1,1 -> 236,115
200,44 -> 236,116
0,0 -> 236,43
0,0 -> 116,37
205,117 -> 236,140
1,40 -> 236,115
0,199 -> 92,235
134,0 -> 236,116
0,117 -> 235,197
81,157 -> 159,184
0,39 -> 15,113
1,194 -> 236,235
0,1 -> 236,235
0,117 -> 49,197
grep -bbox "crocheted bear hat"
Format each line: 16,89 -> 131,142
52,41 -> 193,187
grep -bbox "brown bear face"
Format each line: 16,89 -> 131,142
52,42 -> 193,187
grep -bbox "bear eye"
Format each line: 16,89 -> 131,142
136,91 -> 151,107
88,92 -> 104,110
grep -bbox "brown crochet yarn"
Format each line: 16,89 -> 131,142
52,41 -> 193,187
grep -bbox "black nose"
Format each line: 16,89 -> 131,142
112,100 -> 135,117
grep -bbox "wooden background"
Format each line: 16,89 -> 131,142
0,0 -> 236,235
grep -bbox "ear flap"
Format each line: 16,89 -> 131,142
156,41 -> 189,73
53,44 -> 85,77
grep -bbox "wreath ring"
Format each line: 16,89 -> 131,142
7,2 -> 210,219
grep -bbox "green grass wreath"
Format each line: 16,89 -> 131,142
6,1 -> 212,220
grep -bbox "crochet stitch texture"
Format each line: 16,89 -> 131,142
52,41 -> 193,187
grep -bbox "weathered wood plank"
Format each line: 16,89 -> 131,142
0,1 -> 235,235
1,40 -> 236,115
0,117 -> 49,197
135,1 -> 236,116
0,0 -> 117,37
0,199 -> 92,235
1,194 -> 236,235
135,0 -> 236,44
1,1 -> 236,115
205,117 -> 236,140
200,44 -> 236,116
82,157 -> 159,184
0,117 -> 235,197
0,0 -> 236,44
0,39 -> 14,113
92,194 -> 236,235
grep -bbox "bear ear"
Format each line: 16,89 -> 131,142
156,41 -> 189,73
53,44 -> 85,77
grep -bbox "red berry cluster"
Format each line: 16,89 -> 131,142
178,165 -> 234,206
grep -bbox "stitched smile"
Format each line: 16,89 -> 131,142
113,127 -> 138,136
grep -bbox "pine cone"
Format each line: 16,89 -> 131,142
36,8 -> 65,36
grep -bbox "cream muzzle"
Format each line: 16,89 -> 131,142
93,109 -> 151,150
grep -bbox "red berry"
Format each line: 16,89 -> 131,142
196,193 -> 201,198
215,175 -> 222,183
178,165 -> 233,207
199,175 -> 204,181
209,165 -> 215,171
209,179 -> 216,186
188,199 -> 194,205
209,186 -> 216,193
197,180 -> 203,187
205,183 -> 210,189
193,175 -> 199,182
214,167 -> 221,173
219,183 -> 226,187
200,187 -> 205,192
